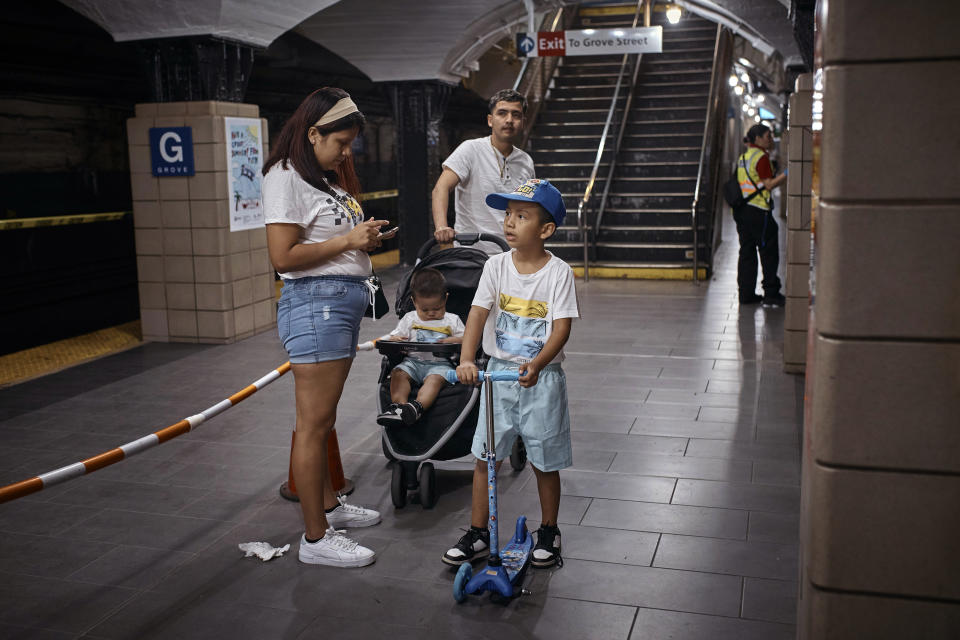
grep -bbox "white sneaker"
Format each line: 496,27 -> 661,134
298,529 -> 375,567
326,495 -> 381,528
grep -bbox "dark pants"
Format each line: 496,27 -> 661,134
733,204 -> 781,297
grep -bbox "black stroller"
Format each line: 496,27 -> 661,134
376,233 -> 526,509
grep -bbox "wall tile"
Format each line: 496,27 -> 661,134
163,256 -> 194,283
130,172 -> 159,201
167,310 -> 198,337
193,256 -> 231,283
193,143 -> 227,172
232,278 -> 253,308
784,297 -> 808,331
812,336 -> 960,472
250,248 -> 271,275
787,127 -> 811,163
235,304 -> 254,335
184,116 -> 225,143
134,229 -> 162,255
134,104 -> 158,118
235,103 -> 260,117
137,282 -> 165,309
783,329 -> 807,365
821,62 -> 960,202
154,116 -> 185,128
128,145 -> 151,173
229,229 -> 251,253
216,102 -> 240,116
190,200 -> 228,228
133,201 -> 161,228
192,228 -> 229,256
787,160 -> 812,197
136,256 -> 164,282
786,263 -> 809,296
158,177 -> 189,201
807,463 -> 960,600
186,101 -> 217,116
126,117 -> 153,145
789,92 -> 812,128
156,102 -> 188,116
140,309 -> 168,338
196,283 -> 233,311
187,172 -> 227,200
786,229 -> 810,264
250,228 -> 268,250
160,201 -> 190,228
162,228 -> 193,255
197,310 -> 235,339
821,1 -> 960,64
252,273 -> 274,302
230,252 -> 251,280
254,299 -> 275,331
817,202 -> 960,338
164,283 -> 196,310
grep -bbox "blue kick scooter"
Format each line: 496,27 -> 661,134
445,369 -> 533,603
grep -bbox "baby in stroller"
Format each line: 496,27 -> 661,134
373,233 -> 526,509
376,268 -> 464,427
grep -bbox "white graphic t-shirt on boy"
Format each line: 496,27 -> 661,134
472,251 -> 580,365
388,311 -> 465,363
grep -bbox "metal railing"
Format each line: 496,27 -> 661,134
576,0 -> 647,281
513,7 -> 572,149
689,24 -> 728,282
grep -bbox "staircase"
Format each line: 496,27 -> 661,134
528,5 -> 719,276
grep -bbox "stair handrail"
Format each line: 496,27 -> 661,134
576,0 -> 645,282
592,1 -> 652,242
690,24 -> 725,283
513,7 -> 571,149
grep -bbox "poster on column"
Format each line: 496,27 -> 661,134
225,117 -> 265,231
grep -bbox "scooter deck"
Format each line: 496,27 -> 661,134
500,534 -> 534,582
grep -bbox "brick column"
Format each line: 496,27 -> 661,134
127,101 -> 276,344
783,73 -> 813,373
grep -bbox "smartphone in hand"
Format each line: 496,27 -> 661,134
378,226 -> 400,239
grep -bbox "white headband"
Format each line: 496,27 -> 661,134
313,97 -> 359,127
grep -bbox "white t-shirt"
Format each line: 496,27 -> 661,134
262,163 -> 372,279
443,136 -> 535,255
388,311 -> 466,362
472,251 -> 580,365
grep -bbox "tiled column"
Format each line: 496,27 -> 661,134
798,3 -> 960,638
127,101 -> 275,344
783,74 -> 813,373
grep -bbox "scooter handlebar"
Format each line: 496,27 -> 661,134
444,370 -> 520,384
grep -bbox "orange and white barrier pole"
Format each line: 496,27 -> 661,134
0,362 -> 292,504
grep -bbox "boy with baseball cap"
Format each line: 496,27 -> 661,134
442,179 -> 579,569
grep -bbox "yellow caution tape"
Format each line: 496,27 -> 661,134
0,211 -> 131,231
357,189 -> 399,202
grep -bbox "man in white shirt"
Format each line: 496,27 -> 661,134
431,89 -> 536,255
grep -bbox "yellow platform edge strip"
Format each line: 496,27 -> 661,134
573,266 -> 708,280
0,321 -> 143,388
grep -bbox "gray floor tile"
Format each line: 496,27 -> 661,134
570,430 -> 687,456
742,577 -> 798,624
653,534 -> 798,580
685,439 -> 800,462
697,406 -> 753,423
583,498 -> 747,539
0,533 -> 115,579
672,479 -> 800,514
752,460 -> 801,486
630,607 -> 795,640
552,523 -> 660,566
527,469 -> 675,502
66,545 -> 195,590
0,623 -> 77,639
610,451 -> 752,482
61,508 -> 237,552
48,478 -> 210,516
0,500 -> 100,537
747,511 -> 800,544
630,418 -> 754,440
647,389 -> 744,408
0,571 -> 136,634
568,413 -> 637,434
547,558 -> 741,616
638,403 -> 702,421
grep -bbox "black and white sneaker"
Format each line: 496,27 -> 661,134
762,292 -> 786,307
399,400 -> 424,425
377,403 -> 404,427
532,524 -> 562,568
442,526 -> 490,566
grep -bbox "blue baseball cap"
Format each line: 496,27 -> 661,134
485,178 -> 566,227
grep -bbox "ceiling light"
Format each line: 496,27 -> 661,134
741,103 -> 750,112
754,115 -> 761,122
728,75 -> 738,87
748,108 -> 756,116
756,94 -> 764,103
740,72 -> 750,83
666,6 -> 682,24
734,85 -> 744,95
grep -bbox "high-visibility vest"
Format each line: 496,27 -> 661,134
737,146 -> 772,211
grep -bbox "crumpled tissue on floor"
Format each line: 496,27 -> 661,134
239,541 -> 291,561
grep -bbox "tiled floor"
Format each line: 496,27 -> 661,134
0,217 -> 802,639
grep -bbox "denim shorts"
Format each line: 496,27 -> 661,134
471,357 -> 573,472
395,357 -> 455,385
277,275 -> 370,364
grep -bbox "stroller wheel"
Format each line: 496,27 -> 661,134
390,461 -> 407,508
509,437 -> 527,471
418,462 -> 437,509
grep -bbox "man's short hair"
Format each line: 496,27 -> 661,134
410,267 -> 447,300
488,89 -> 527,114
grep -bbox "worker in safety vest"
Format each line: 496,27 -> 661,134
734,123 -> 787,306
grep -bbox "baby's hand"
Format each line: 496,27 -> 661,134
386,334 -> 410,342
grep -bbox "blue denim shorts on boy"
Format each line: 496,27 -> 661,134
277,275 -> 369,364
395,358 -> 454,385
470,357 -> 573,472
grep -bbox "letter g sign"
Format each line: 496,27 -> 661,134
149,126 -> 195,177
